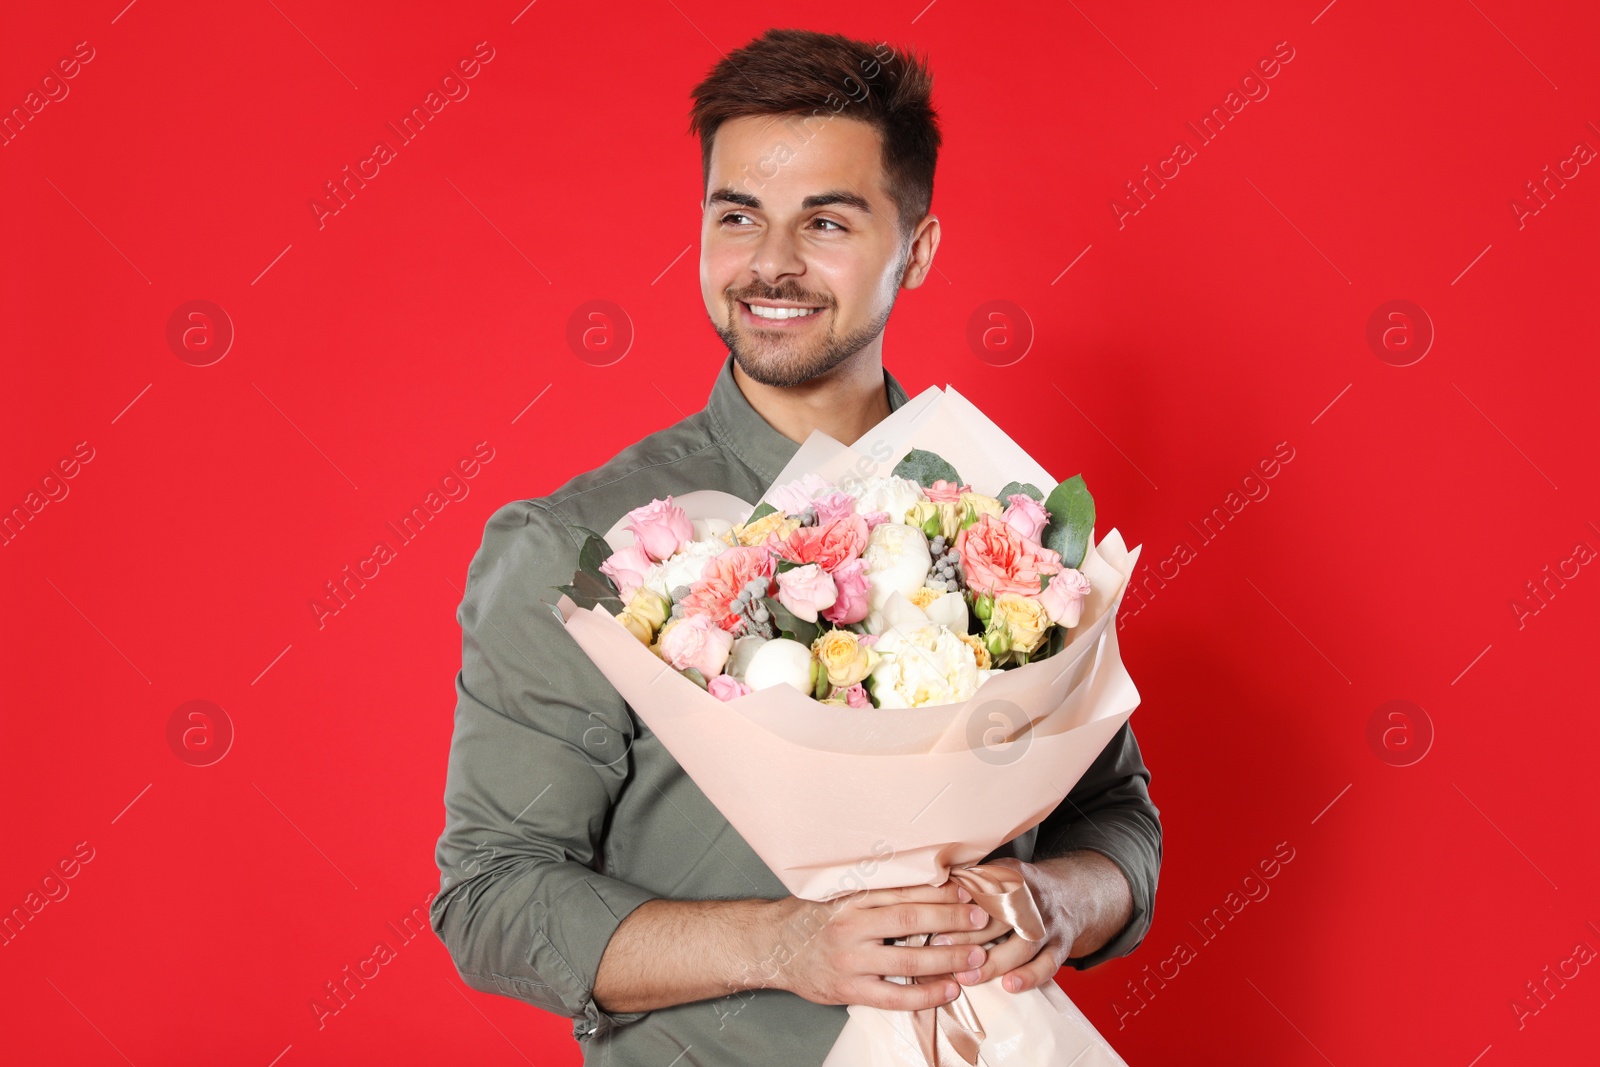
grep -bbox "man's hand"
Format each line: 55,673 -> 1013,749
764,882 -> 996,1011
925,852 -> 1134,995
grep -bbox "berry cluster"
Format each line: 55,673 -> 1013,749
926,533 -> 963,593
727,576 -> 777,638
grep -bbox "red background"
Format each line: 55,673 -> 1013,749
4,1 -> 1596,1064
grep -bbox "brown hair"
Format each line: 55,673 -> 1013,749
687,28 -> 941,242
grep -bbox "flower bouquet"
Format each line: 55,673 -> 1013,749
553,383 -> 1143,1066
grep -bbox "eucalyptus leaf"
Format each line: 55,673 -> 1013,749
997,481 -> 1044,503
763,595 -> 819,648
1040,474 -> 1095,569
747,501 -> 778,523
681,667 -> 708,690
575,528 -> 613,575
555,571 -> 625,615
892,448 -> 963,490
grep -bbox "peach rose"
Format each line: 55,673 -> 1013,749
956,512 -> 1063,597
677,545 -> 775,632
769,514 -> 869,572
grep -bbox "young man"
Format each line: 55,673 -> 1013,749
430,28 -> 1161,1065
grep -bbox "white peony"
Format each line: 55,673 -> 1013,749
644,538 -> 730,600
742,637 -> 815,694
724,635 -> 768,683
843,475 -> 925,523
921,590 -> 970,632
861,523 -> 933,615
867,623 -> 984,708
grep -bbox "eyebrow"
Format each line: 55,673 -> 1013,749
706,187 -> 873,215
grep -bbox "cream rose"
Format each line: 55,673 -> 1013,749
811,629 -> 881,688
990,592 -> 1052,655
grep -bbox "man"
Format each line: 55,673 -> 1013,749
430,28 -> 1161,1065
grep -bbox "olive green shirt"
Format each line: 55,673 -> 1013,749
429,352 -> 1162,1066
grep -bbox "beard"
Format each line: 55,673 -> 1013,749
711,286 -> 897,389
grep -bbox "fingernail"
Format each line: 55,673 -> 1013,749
1004,976 -> 1020,992
967,947 -> 984,967
956,886 -> 972,902
970,906 -> 986,927
944,982 -> 959,999
931,935 -> 952,946
956,969 -> 981,983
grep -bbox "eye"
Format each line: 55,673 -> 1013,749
720,212 -> 753,226
813,218 -> 845,231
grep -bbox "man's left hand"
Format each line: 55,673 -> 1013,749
926,852 -> 1133,994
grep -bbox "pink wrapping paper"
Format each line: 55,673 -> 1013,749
554,383 -> 1143,1065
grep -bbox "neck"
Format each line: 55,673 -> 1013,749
732,350 -> 893,448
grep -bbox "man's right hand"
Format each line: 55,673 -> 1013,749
759,883 -> 993,1011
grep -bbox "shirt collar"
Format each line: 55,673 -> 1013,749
705,350 -> 910,487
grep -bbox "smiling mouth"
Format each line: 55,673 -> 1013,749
740,301 -> 826,323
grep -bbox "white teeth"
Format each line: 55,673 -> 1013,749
746,303 -> 821,320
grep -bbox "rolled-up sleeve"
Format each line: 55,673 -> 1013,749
1032,720 -> 1162,970
429,499 -> 660,1042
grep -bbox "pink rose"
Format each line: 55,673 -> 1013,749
810,490 -> 859,525
599,542 -> 654,602
957,512 -> 1063,597
625,496 -> 694,562
775,563 -> 838,623
860,509 -> 893,530
1000,493 -> 1050,543
820,557 -> 871,625
924,478 -> 970,504
1039,568 -> 1092,628
842,682 -> 871,708
857,632 -> 880,647
708,673 -> 752,702
771,514 -> 869,571
766,473 -> 836,514
658,614 -> 735,677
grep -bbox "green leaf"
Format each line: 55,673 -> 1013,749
762,595 -> 819,648
555,571 -> 625,615
997,481 -> 1044,503
681,667 -> 708,690
746,501 -> 778,524
574,528 -> 613,575
774,558 -> 806,574
892,448 -> 963,490
1040,474 -> 1095,569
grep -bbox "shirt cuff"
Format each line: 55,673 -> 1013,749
541,873 -> 662,1041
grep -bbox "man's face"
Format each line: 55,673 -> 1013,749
700,114 -> 923,388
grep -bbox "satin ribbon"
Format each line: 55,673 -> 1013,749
903,863 -> 1048,1067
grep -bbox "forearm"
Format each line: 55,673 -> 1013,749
593,896 -> 785,1014
1033,850 -> 1134,962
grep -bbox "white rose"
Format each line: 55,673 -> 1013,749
867,624 -> 982,708
743,637 -> 815,694
644,538 -> 728,600
861,523 -> 933,616
844,475 -> 925,523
